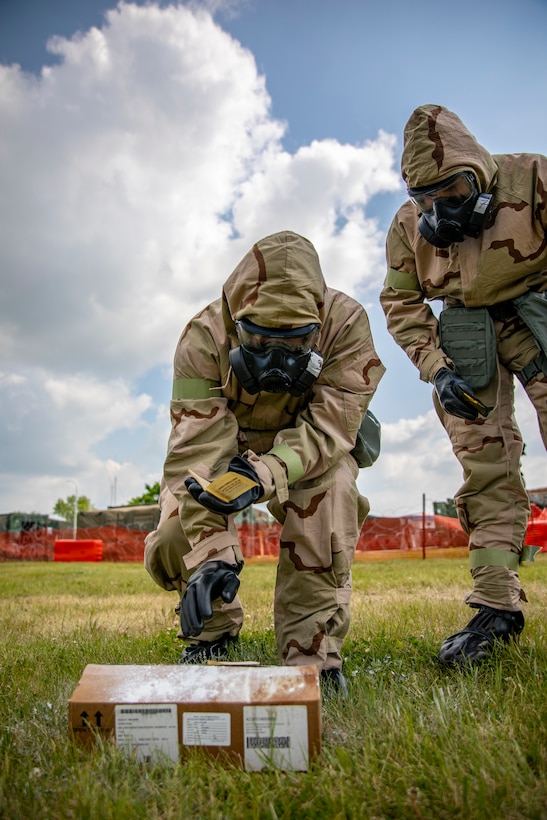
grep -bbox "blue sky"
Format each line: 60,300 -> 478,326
1,0 -> 545,516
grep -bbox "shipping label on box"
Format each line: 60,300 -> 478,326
114,704 -> 179,763
68,663 -> 321,771
244,704 -> 309,771
182,711 -> 231,746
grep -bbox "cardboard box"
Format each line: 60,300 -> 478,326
68,663 -> 321,770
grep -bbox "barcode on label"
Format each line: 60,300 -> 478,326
246,736 -> 291,749
119,708 -> 173,715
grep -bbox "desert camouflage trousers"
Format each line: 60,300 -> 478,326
433,341 -> 547,612
144,453 -> 369,670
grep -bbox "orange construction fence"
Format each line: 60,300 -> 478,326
2,506 -> 546,563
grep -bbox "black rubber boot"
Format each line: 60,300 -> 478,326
320,668 -> 349,699
177,633 -> 238,664
438,606 -> 525,666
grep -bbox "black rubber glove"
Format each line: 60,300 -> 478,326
180,560 -> 242,637
184,455 -> 263,515
433,368 -> 480,421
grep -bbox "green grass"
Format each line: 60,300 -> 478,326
1,557 -> 547,819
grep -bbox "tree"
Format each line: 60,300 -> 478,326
128,481 -> 160,505
53,495 -> 93,520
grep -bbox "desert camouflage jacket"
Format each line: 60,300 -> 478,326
163,231 -> 384,564
380,104 -> 547,383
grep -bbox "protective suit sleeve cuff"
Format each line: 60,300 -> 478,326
259,452 -> 291,505
423,351 -> 453,383
183,531 -> 243,571
243,451 -> 277,501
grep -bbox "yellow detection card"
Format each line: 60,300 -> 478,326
188,469 -> 259,503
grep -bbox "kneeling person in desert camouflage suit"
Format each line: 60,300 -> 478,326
145,230 -> 385,695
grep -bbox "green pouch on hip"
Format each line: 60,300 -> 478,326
350,410 -> 381,469
438,306 -> 496,389
512,291 -> 547,357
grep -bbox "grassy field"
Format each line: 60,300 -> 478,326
1,556 -> 547,819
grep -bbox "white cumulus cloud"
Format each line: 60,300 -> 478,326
0,2 -> 404,514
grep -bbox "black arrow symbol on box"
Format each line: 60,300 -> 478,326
79,711 -> 103,727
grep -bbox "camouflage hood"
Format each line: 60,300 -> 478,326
222,231 -> 326,332
401,104 -> 498,193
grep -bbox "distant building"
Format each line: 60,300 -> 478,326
77,504 -> 161,532
236,506 -> 271,526
0,511 -> 66,534
432,498 -> 457,518
528,487 -> 547,509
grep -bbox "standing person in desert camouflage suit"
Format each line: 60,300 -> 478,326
380,104 -> 547,665
145,230 -> 384,694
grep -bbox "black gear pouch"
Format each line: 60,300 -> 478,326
438,306 -> 496,389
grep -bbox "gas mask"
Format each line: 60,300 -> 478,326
409,172 -> 493,248
229,318 -> 323,396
